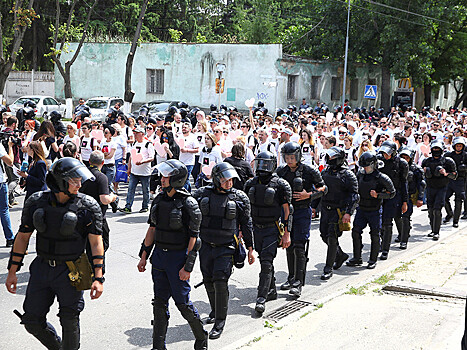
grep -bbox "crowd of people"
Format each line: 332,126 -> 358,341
3,97 -> 467,350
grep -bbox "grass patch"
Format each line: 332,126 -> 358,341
315,303 -> 324,309
253,336 -> 262,342
346,285 -> 367,295
300,311 -> 311,319
393,260 -> 414,273
372,273 -> 395,285
264,320 -> 275,328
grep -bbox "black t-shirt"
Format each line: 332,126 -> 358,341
224,156 -> 254,190
80,166 -> 110,215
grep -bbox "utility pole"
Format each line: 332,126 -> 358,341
342,0 -> 351,108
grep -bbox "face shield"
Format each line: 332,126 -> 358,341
63,164 -> 95,184
282,150 -> 300,164
255,158 -> 276,173
155,162 -> 180,178
379,144 -> 394,157
216,167 -> 239,182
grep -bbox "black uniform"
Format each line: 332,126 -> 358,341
244,174 -> 292,308
276,163 -> 324,289
15,191 -> 103,350
444,149 -> 467,225
192,185 -> 253,338
320,165 -> 359,276
422,155 -> 457,238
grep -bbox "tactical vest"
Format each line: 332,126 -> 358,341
448,151 -> 467,178
152,196 -> 189,250
408,164 -> 420,195
279,165 -> 310,209
358,172 -> 383,211
34,194 -> 86,261
321,168 -> 347,208
379,156 -> 401,189
199,190 -> 237,245
248,176 -> 282,224
425,157 -> 450,188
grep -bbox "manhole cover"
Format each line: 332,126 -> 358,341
265,300 -> 312,322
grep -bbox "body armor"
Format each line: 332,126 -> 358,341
247,176 -> 282,224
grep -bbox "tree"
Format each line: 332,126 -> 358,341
124,0 -> 150,113
0,0 -> 37,104
47,0 -> 98,117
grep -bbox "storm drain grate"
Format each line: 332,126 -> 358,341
265,300 -> 312,322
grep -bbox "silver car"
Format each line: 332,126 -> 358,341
8,95 -> 66,118
86,97 -> 124,122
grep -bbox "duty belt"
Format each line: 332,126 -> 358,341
324,205 -> 339,211
40,257 -> 65,267
253,222 -> 276,229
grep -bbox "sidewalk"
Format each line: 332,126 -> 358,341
234,229 -> 467,350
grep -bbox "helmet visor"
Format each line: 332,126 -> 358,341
326,148 -> 341,159
62,164 -> 95,184
379,144 -> 394,156
155,162 -> 180,178
255,159 -> 276,172
217,167 -> 239,182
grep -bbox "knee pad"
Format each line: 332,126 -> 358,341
213,280 -> 229,294
24,322 -> 45,336
327,235 -> 338,246
369,229 -> 379,239
260,261 -> 273,275
351,227 -> 363,238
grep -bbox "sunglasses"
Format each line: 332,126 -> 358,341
241,125 -> 248,128
223,131 -> 229,134
81,128 -> 88,131
339,132 -> 346,135
67,126 -> 73,129
214,131 -> 221,134
146,127 -> 153,130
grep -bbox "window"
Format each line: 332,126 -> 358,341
311,76 -> 321,100
287,75 -> 297,100
147,69 -> 164,94
331,77 -> 341,101
444,83 -> 449,99
350,79 -> 358,101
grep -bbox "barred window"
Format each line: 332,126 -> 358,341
311,76 -> 321,100
287,75 -> 297,100
147,69 -> 164,94
331,77 -> 341,101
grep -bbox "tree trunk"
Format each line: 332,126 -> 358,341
424,84 -> 432,107
124,0 -> 149,113
381,66 -> 391,110
0,61 -> 13,100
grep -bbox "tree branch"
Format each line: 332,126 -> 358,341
60,0 -> 78,52
53,0 -> 60,54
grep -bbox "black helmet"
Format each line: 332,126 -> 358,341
453,136 -> 465,150
399,147 -> 415,163
281,142 -> 302,164
212,162 -> 239,190
379,141 -> 397,158
276,108 -> 284,117
228,106 -> 237,112
107,107 -> 118,119
168,106 -> 179,116
155,159 -> 188,190
254,151 -> 277,175
179,108 -> 188,119
325,146 -> 346,169
190,107 -> 200,116
344,106 -> 351,114
179,101 -> 189,109
76,109 -> 90,120
147,115 -> 158,125
219,104 -> 227,112
49,110 -> 62,122
23,106 -> 36,120
334,105 -> 342,113
430,139 -> 444,157
46,158 -> 95,196
24,99 -> 37,109
210,104 -> 217,112
138,105 -> 149,117
258,101 -> 265,108
358,151 -> 378,173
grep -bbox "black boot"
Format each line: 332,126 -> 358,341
350,228 -> 363,262
153,298 -> 169,350
432,209 -> 442,241
256,261 -> 273,313
23,319 -> 61,350
209,281 -> 228,340
289,247 -> 307,297
333,245 -> 349,270
394,216 -> 402,242
380,223 -> 393,259
444,200 -> 453,223
322,236 -> 337,280
267,273 -> 278,301
453,199 -> 463,227
203,281 -> 216,324
280,247 -> 295,290
428,208 -> 434,233
400,216 -> 411,246
369,229 -> 380,263
177,304 -> 208,350
59,314 -> 80,350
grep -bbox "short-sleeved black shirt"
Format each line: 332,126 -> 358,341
80,166 -> 110,216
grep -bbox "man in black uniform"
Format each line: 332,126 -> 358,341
443,137 -> 467,227
276,142 -> 326,296
347,151 -> 395,269
422,140 -> 457,241
396,148 -> 425,249
377,140 -> 409,260
192,162 -> 255,339
137,159 -> 208,350
320,147 -> 359,279
244,151 -> 292,313
5,158 -> 104,350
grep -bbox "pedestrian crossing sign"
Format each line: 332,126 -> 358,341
364,85 -> 377,99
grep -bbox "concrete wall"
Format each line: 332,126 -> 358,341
3,71 -> 54,104
55,43 -> 283,110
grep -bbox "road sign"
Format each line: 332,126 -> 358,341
364,85 -> 377,99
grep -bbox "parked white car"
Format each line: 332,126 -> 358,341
85,96 -> 124,122
8,95 -> 66,118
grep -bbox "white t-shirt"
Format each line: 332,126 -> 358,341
0,143 -> 7,182
301,142 -> 315,167
100,139 -> 117,165
113,135 -> 127,161
62,135 -> 80,150
258,141 -> 276,156
194,132 -> 206,156
179,133 -> 199,166
80,136 -> 96,161
130,140 -> 155,176
199,146 -> 223,182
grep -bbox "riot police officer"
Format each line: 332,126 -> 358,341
137,159 -> 208,350
397,148 -> 425,248
347,151 -> 395,269
276,142 -> 326,295
5,158 -> 105,350
192,162 -> 255,340
443,136 -> 467,227
244,151 -> 292,313
422,140 -> 457,240
377,140 -> 409,260
320,147 -> 359,279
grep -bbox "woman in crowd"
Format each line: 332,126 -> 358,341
196,132 -> 222,188
415,131 -> 432,166
21,120 -> 36,147
100,125 -> 118,189
160,130 -> 180,160
18,140 -> 48,200
224,143 -> 254,190
299,128 -> 315,167
61,123 -> 80,153
33,120 -> 59,166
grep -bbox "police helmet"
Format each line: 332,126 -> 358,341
155,159 -> 188,189
49,110 -> 62,122
212,162 -> 239,189
325,146 -> 346,169
276,108 -> 284,117
344,106 -> 351,114
210,104 -> 217,112
107,107 -> 118,119
24,99 -> 36,109
179,101 -> 189,109
258,101 -> 265,108
76,108 -> 90,120
255,151 -> 277,175
179,108 -> 188,119
334,105 -> 342,113
228,106 -> 238,112
260,107 -> 268,116
379,141 -> 397,158
430,139 -> 444,157
23,106 -> 36,120
219,104 -> 227,112
147,115 -> 158,125
168,106 -> 179,116
281,142 -> 302,164
399,147 -> 415,164
453,136 -> 465,150
190,107 -> 200,116
139,105 -> 149,117
359,151 -> 378,173
46,158 -> 95,195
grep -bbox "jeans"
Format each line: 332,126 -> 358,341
0,182 -> 13,240
101,164 -> 115,193
183,165 -> 194,192
125,173 -> 150,210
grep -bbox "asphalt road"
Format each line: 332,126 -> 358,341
0,184 -> 463,350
